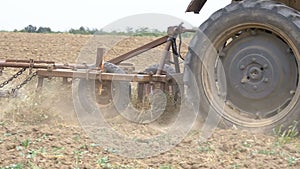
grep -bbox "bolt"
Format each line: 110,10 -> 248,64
256,112 -> 262,120
252,58 -> 257,62
290,90 -> 296,95
287,48 -> 292,53
240,65 -> 245,70
263,64 -> 268,69
241,76 -> 248,84
225,100 -> 234,109
264,78 -> 269,83
253,85 -> 258,90
250,29 -> 257,36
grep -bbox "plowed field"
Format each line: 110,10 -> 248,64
0,32 -> 300,169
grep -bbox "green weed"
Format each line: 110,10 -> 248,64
231,163 -> 241,169
273,121 -> 299,145
20,139 -> 30,148
28,162 -> 40,169
74,149 -> 88,169
285,156 -> 299,166
198,142 -> 214,153
253,149 -> 277,156
97,156 -> 112,169
26,149 -> 39,159
90,143 -> 100,147
73,134 -> 81,141
160,165 -> 173,169
241,141 -> 252,148
0,164 -> 23,169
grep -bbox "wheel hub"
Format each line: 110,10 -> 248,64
220,30 -> 298,118
237,53 -> 276,99
249,67 -> 262,80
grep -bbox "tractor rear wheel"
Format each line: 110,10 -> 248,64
185,0 -> 300,132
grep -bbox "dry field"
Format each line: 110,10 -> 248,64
0,32 -> 300,169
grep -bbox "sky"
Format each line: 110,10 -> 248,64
0,0 -> 231,32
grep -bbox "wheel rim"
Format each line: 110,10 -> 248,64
202,25 -> 299,127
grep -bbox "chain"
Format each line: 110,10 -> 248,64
0,67 -> 37,97
10,71 -> 37,95
0,68 -> 27,89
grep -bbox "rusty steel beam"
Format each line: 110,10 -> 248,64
36,69 -> 169,83
108,35 -> 169,65
156,41 -> 172,75
0,60 -> 95,70
5,59 -> 55,64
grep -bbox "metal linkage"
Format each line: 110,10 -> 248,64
0,67 -> 27,89
0,67 -> 38,97
10,71 -> 37,95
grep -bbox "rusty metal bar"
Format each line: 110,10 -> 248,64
5,59 -> 55,64
0,60 -> 94,70
36,69 -> 169,83
63,77 -> 68,84
156,41 -> 172,75
37,77 -> 44,88
108,35 -> 169,65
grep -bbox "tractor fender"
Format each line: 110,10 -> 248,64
186,0 -> 207,14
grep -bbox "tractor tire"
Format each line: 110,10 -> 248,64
184,0 -> 300,133
78,62 -> 130,114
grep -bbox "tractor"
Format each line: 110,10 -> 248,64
184,0 -> 300,132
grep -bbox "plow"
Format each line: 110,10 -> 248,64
2,0 -> 300,133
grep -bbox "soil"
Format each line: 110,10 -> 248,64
0,32 -> 300,169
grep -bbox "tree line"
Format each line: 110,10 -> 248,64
12,25 -> 168,37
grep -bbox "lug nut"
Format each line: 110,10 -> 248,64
253,85 -> 258,90
252,58 -> 256,62
240,65 -> 245,70
250,30 -> 257,36
263,64 -> 268,69
264,78 -> 269,83
290,90 -> 296,95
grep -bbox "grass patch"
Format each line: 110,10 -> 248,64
20,139 -> 30,148
255,149 -> 277,156
96,156 -> 113,169
198,141 -> 214,153
273,121 -> 299,145
160,165 -> 173,169
0,164 -> 23,169
285,156 -> 300,166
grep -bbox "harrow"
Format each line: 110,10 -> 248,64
0,24 -> 195,107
